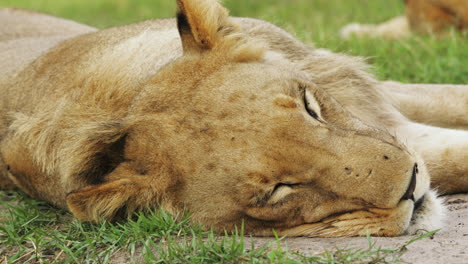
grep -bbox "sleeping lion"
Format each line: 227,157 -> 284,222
0,0 -> 467,237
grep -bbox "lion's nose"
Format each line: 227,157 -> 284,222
401,163 -> 418,201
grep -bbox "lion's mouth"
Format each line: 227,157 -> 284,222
403,163 -> 426,214
401,163 -> 418,201
413,194 -> 425,211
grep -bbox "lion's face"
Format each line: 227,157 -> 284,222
61,0 -> 436,237
123,51 -> 431,236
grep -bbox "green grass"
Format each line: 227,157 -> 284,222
0,0 -> 463,263
0,191 -> 437,263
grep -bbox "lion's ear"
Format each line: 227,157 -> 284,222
176,0 -> 265,60
176,0 -> 238,53
66,177 -> 155,222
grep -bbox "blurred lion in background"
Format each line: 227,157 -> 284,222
341,0 -> 468,39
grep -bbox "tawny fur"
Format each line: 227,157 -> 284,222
0,0 -> 467,237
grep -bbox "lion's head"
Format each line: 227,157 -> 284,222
63,0 -> 443,237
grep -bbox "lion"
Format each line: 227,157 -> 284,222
340,0 -> 468,39
0,0 -> 467,237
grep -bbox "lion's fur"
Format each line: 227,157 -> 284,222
0,0 -> 467,237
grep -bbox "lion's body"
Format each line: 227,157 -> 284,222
0,1 -> 467,237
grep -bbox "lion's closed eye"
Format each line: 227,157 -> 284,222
303,90 -> 323,122
269,183 -> 300,204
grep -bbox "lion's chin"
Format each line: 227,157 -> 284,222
277,193 -> 446,238
277,200 -> 413,237
405,190 -> 446,235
